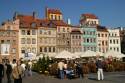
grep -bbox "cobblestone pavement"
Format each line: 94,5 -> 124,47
3,72 -> 125,83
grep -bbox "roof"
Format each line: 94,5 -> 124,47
47,8 -> 62,14
81,13 -> 98,19
17,14 -> 41,28
70,29 -> 82,34
16,14 -> 70,28
97,26 -> 108,32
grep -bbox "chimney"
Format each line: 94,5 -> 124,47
67,18 -> 71,25
33,11 -> 36,18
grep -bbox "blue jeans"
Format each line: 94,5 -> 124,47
59,70 -> 64,79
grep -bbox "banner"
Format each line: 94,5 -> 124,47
1,44 -> 10,55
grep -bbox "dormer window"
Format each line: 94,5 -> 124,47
31,22 -> 36,28
7,26 -> 11,30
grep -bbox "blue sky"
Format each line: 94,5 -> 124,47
0,0 -> 125,27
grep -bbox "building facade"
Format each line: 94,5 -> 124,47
80,13 -> 98,52
70,28 -> 82,53
0,19 -> 19,62
97,26 -> 109,53
108,28 -> 121,53
38,26 -> 57,57
15,14 -> 38,58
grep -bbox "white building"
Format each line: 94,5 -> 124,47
108,28 -> 121,53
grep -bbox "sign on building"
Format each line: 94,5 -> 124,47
1,44 -> 10,55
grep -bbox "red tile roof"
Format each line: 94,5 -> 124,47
16,14 -> 69,28
81,13 -> 98,19
47,8 -> 62,14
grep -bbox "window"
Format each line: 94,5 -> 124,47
117,48 -> 119,52
98,33 -> 100,37
12,48 -> 16,53
51,15 -> 53,19
32,38 -> 36,44
102,34 -> 104,37
90,38 -> 93,43
27,30 -> 30,35
102,41 -> 104,46
21,38 -> 25,44
44,47 -> 47,52
49,47 -> 51,52
21,30 -> 25,35
117,40 -> 119,44
32,30 -> 36,35
53,47 -> 55,52
27,38 -> 31,44
105,34 -> 107,37
110,47 -> 112,50
48,31 -> 51,35
72,35 -> 74,39
110,40 -> 112,44
105,41 -> 108,45
7,26 -> 11,30
40,30 -> 43,34
87,38 -> 89,43
1,40 -> 4,43
31,23 -> 36,28
113,40 -> 115,44
7,40 -> 10,43
58,15 -> 61,20
63,28 -> 65,32
32,48 -> 36,53
40,47 -> 42,52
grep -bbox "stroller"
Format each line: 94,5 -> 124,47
65,68 -> 75,79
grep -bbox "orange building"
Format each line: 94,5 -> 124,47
0,19 -> 19,62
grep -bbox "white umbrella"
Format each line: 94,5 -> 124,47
104,51 -> 125,58
80,50 -> 97,57
96,51 -> 104,57
55,50 -> 73,59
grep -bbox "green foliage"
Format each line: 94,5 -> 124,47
32,55 -> 53,74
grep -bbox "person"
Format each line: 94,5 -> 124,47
21,61 -> 26,77
11,59 -> 17,69
63,61 -> 67,79
76,62 -> 83,78
0,59 -> 4,83
58,60 -> 64,79
96,58 -> 104,81
82,62 -> 89,79
6,61 -> 12,83
27,60 -> 32,76
12,60 -> 24,83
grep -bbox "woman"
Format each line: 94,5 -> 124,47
12,61 -> 24,83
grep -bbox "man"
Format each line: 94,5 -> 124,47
58,60 -> 64,79
0,59 -> 4,83
6,61 -> 12,83
96,58 -> 104,81
12,60 -> 24,83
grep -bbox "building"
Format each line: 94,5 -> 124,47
0,19 -> 19,62
80,13 -> 99,26
80,13 -> 98,52
119,27 -> 125,54
45,8 -> 71,53
37,21 -> 57,57
97,26 -> 109,53
14,13 -> 38,58
70,28 -> 82,53
108,28 -> 121,53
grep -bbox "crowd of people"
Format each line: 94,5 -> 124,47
56,58 -> 104,80
49,57 -> 125,81
0,59 -> 33,83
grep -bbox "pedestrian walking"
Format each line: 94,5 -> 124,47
0,59 -> 4,83
6,61 -> 12,83
27,60 -> 32,76
12,60 -> 24,83
57,60 -> 64,79
21,61 -> 26,77
96,58 -> 104,81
